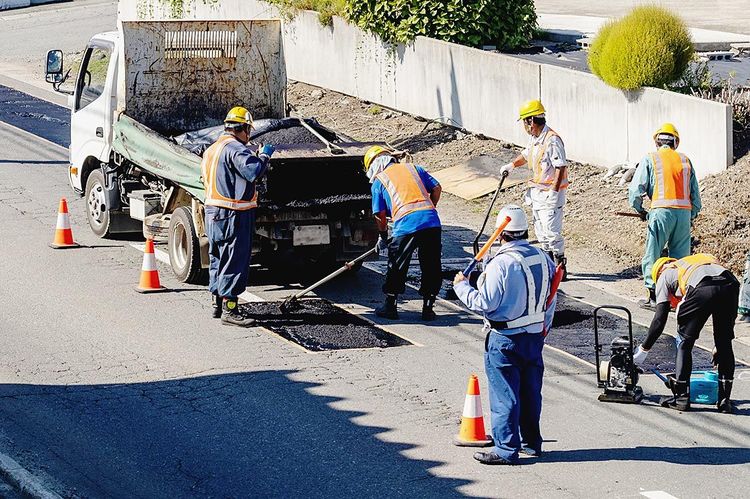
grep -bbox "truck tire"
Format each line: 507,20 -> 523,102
168,206 -> 207,284
84,169 -> 112,238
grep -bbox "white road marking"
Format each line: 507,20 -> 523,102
238,291 -> 266,303
641,491 -> 679,499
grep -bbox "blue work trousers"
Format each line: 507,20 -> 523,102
642,208 -> 691,289
484,331 -> 544,463
206,206 -> 255,300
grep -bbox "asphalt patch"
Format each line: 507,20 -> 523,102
0,85 -> 69,147
241,299 -> 411,351
547,294 -> 724,373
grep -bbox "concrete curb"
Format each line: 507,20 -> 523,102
0,73 -> 68,106
0,451 -> 62,499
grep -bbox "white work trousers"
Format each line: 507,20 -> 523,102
525,187 -> 566,256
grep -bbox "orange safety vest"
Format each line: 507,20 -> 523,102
666,253 -> 719,295
649,148 -> 691,209
375,163 -> 436,222
528,128 -> 568,190
200,135 -> 258,210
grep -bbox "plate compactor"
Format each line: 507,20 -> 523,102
593,305 -> 644,404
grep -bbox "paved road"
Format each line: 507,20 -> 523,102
1,105 -> 750,497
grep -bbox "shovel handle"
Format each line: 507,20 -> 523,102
462,216 -> 511,277
291,247 -> 377,300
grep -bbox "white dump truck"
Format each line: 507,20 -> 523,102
45,19 -> 378,283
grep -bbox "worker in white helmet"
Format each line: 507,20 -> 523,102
453,204 -> 558,465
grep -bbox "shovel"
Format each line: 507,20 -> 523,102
279,246 -> 378,313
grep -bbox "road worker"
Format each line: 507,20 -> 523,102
365,145 -> 442,321
500,100 -> 569,279
633,254 -> 739,413
201,106 -> 275,327
453,205 -> 557,465
628,123 -> 701,310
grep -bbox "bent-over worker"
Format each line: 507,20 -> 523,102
365,145 -> 442,321
633,254 -> 739,413
628,123 -> 701,310
500,100 -> 569,279
201,106 -> 275,327
454,204 -> 557,465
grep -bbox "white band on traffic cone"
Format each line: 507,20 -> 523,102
57,212 -> 71,230
462,394 -> 483,418
141,253 -> 157,271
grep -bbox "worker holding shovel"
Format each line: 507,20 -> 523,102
365,145 -> 442,321
454,205 -> 558,465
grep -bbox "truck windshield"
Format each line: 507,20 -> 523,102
76,47 -> 111,111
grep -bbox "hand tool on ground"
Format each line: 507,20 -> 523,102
650,368 -> 671,386
279,246 -> 377,312
593,305 -> 644,403
614,211 -> 646,218
462,215 -> 512,277
296,117 -> 345,155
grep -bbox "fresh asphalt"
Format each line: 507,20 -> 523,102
1,86 -> 749,497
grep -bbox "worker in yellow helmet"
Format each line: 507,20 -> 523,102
500,100 -> 569,280
628,123 -> 701,310
201,106 -> 275,326
364,145 -> 443,321
633,254 -> 739,413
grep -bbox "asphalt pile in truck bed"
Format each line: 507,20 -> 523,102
241,299 -> 411,351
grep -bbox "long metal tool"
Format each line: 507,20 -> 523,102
472,172 -> 509,256
462,216 -> 512,277
280,247 -> 377,312
297,117 -> 345,155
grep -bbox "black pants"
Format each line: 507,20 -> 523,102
383,227 -> 442,298
675,272 -> 739,384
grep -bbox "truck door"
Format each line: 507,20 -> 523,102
70,41 -> 116,187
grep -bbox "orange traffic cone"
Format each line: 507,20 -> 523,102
49,198 -> 80,249
135,239 -> 167,293
454,374 -> 493,447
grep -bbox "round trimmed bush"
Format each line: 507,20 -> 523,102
588,6 -> 694,90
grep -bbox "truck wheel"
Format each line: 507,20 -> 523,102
84,169 -> 112,238
168,206 -> 207,284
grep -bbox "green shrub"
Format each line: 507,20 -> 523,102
345,0 -> 537,49
267,0 -> 347,25
588,6 -> 694,90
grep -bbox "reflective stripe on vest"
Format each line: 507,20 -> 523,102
490,246 -> 551,329
528,128 -> 568,190
670,253 -> 718,295
650,148 -> 691,209
200,135 -> 258,210
375,163 -> 435,221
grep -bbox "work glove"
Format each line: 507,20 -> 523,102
376,231 -> 389,255
499,162 -> 514,177
638,210 -> 649,221
259,144 -> 275,159
633,345 -> 649,366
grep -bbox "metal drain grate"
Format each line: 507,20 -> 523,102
241,299 -> 412,351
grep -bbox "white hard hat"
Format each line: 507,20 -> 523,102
496,204 -> 528,232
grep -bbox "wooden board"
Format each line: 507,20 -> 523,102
432,163 -> 528,200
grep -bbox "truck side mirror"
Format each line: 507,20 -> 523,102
45,50 -> 64,83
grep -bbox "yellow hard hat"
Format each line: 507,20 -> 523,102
225,106 -> 254,126
653,122 -> 679,141
518,99 -> 546,120
651,256 -> 677,284
363,145 -> 393,171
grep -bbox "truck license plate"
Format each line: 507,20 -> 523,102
293,225 -> 330,246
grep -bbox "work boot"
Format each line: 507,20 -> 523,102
717,379 -> 734,414
638,288 -> 657,311
660,378 -> 690,411
473,451 -> 517,465
221,299 -> 256,328
375,294 -> 399,320
554,254 -> 568,281
422,296 -> 437,321
212,294 -> 223,319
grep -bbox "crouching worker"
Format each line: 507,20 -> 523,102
365,145 -> 443,321
633,254 -> 739,413
453,205 -> 557,465
201,106 -> 275,327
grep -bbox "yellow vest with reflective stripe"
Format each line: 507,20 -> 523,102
201,135 -> 258,210
667,253 -> 718,295
650,148 -> 691,210
528,128 -> 568,190
375,163 -> 435,222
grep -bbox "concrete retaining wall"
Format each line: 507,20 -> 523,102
120,0 -> 733,178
